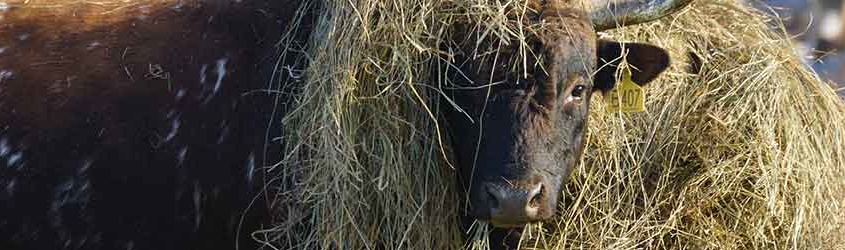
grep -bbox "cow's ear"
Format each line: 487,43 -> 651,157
594,40 -> 670,93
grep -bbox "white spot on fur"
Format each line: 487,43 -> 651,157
6,179 -> 15,196
216,124 -> 229,144
17,34 -> 29,41
0,138 -> 9,157
213,58 -> 228,94
7,152 -> 21,166
78,159 -> 93,175
166,110 -> 176,119
164,118 -> 181,142
176,89 -> 186,100
0,47 -> 7,55
193,181 -> 202,230
170,1 -> 185,11
87,41 -> 101,50
0,70 -> 14,82
56,178 -> 73,194
199,64 -> 208,84
80,180 -> 90,192
177,147 -> 188,165
246,153 -> 256,183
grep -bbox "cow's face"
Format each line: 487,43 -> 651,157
444,7 -> 671,228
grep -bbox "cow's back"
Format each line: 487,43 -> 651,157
0,1 -> 299,249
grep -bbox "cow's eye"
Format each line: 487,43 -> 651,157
571,85 -> 587,99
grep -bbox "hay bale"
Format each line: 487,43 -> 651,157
264,0 -> 845,249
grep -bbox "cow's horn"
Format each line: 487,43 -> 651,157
585,0 -> 693,31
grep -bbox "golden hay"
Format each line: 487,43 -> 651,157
263,0 -> 845,249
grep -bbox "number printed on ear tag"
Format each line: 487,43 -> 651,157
606,70 -> 645,113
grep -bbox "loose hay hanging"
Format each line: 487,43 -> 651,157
264,0 -> 845,249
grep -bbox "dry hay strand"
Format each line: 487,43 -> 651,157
261,0 -> 845,249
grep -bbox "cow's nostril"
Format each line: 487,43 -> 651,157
528,183 -> 544,208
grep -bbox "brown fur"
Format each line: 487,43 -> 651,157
0,1 -> 301,249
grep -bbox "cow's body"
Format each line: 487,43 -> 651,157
0,1 -> 300,249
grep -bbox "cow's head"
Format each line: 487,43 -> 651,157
444,0 -> 691,228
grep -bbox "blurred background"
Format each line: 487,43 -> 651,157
751,0 -> 844,93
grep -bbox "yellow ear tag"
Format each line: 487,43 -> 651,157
605,70 -> 645,113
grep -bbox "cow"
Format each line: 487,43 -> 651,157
0,0 -> 690,250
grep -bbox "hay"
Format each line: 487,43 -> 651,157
522,1 -> 845,249
262,0 -> 464,248
263,0 -> 845,249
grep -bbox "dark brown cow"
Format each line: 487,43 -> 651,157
0,1 -> 300,249
0,0 -> 690,249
